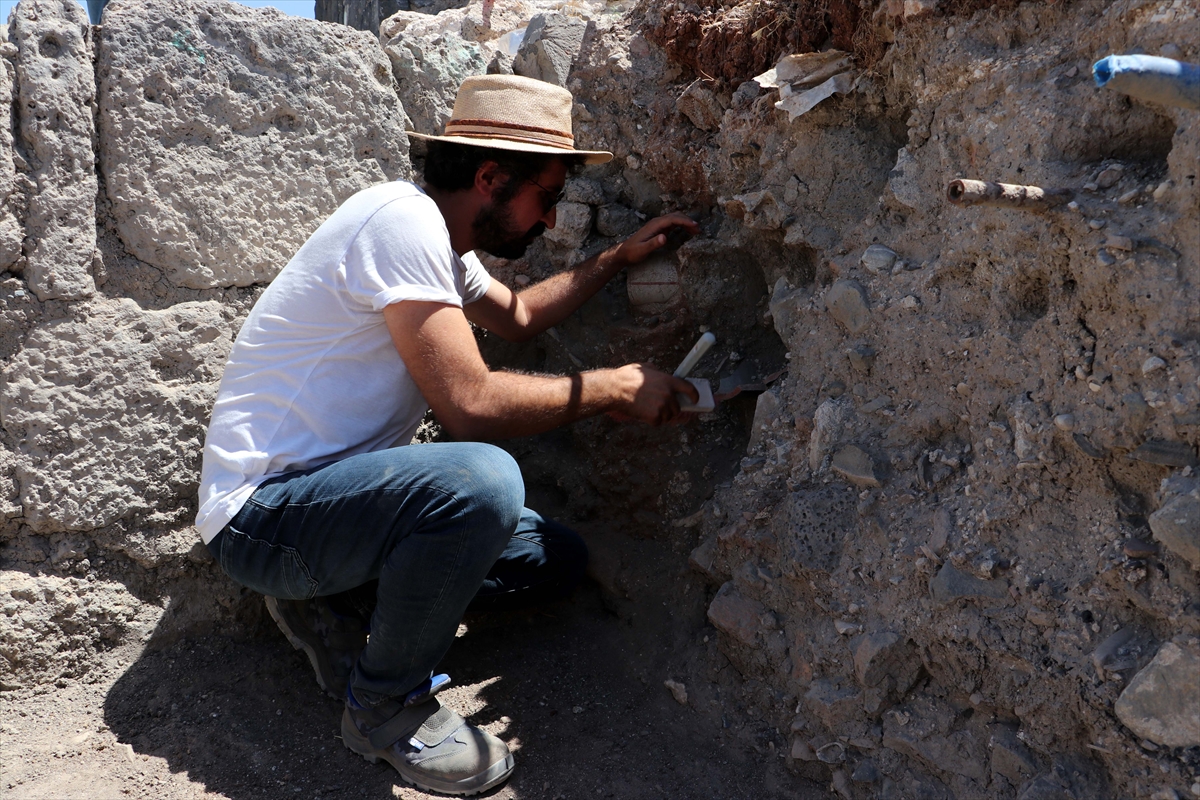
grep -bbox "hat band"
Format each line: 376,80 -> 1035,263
443,118 -> 575,150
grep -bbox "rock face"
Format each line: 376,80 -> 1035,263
1115,641 -> 1200,748
12,0 -> 97,301
97,0 -> 411,289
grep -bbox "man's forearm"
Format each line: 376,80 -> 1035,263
441,368 -> 621,441
514,245 -> 625,336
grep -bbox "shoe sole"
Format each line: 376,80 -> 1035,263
340,708 -> 515,796
264,596 -> 340,699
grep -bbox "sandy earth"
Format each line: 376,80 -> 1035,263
0,580 -> 831,800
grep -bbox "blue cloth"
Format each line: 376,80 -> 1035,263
206,442 -> 588,707
1093,54 -> 1200,110
86,0 -> 106,24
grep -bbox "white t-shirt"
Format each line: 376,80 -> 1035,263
195,181 -> 492,543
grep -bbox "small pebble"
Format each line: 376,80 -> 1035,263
1105,234 -> 1133,251
1066,65 -> 1078,77
572,705 -> 584,714
1053,413 -> 1076,431
969,692 -> 984,706
834,620 -> 862,636
1117,189 -> 1140,204
1153,181 -> 1171,201
1083,182 -> 1099,192
514,274 -> 531,286
899,295 -> 919,310
945,26 -> 956,38
1087,219 -> 1106,230
663,679 -> 688,705
956,382 -> 970,396
1142,356 -> 1167,375
1067,200 -> 1081,212
1097,250 -> 1116,267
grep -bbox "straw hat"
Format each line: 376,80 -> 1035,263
408,74 -> 613,165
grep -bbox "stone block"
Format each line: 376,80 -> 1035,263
98,0 -> 410,290
1115,641 -> 1200,748
0,41 -> 20,273
0,299 -> 234,534
13,0 -> 97,300
513,14 -> 587,88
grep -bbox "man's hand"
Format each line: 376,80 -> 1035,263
611,213 -> 700,268
605,363 -> 699,425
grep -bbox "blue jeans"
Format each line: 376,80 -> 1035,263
206,443 -> 587,707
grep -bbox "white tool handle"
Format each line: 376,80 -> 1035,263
673,332 -> 716,378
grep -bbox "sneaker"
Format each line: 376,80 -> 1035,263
341,685 -> 514,796
264,596 -> 368,699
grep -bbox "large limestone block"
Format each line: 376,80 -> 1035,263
12,0 -> 97,301
382,11 -> 487,137
0,299 -> 235,533
98,0 -> 411,289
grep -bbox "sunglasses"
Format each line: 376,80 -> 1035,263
526,177 -> 565,213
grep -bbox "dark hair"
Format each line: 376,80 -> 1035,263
422,140 -> 586,203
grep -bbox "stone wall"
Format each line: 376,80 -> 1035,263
0,0 -> 411,685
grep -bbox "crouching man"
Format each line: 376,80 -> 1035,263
195,75 -> 698,796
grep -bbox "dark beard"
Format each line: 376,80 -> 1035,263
472,201 -> 546,259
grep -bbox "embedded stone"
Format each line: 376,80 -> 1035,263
543,201 -> 593,249
832,445 -> 880,488
596,204 -> 641,238
707,583 -> 768,647
929,563 -> 1009,604
826,280 -> 871,334
989,726 -> 1039,785
677,79 -> 726,131
1115,642 -> 1200,748
1149,475 -> 1200,570
860,244 -> 898,274
1132,439 -> 1198,467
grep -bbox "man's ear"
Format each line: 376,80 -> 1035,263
474,161 -> 507,201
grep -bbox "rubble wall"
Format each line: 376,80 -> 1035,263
0,0 -> 1197,797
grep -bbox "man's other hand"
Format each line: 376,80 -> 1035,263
613,213 -> 700,267
606,363 -> 700,425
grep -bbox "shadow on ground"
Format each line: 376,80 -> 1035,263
102,581 -> 831,800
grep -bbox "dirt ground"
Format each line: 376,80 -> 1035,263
0,576 -> 832,800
